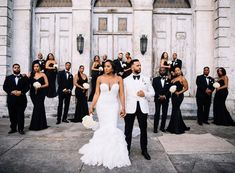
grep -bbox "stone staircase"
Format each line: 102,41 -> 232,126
0,95 -> 199,118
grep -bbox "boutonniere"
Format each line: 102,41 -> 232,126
166,82 -> 169,85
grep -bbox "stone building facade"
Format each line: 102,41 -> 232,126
0,0 -> 234,117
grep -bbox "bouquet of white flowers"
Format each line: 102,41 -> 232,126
167,60 -> 172,65
83,83 -> 90,89
213,82 -> 220,89
169,85 -> 177,93
53,64 -> 58,68
33,82 -> 41,94
99,67 -> 103,71
33,81 -> 41,89
82,114 -> 98,130
122,64 -> 127,68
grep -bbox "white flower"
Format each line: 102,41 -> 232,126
83,83 -> 90,89
122,64 -> 127,68
33,82 -> 41,89
53,64 -> 58,68
99,67 -> 103,71
213,82 -> 220,89
167,60 -> 172,65
169,85 -> 177,93
82,115 -> 98,129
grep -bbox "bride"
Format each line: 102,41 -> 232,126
79,60 -> 131,169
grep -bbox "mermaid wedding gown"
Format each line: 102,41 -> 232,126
79,83 -> 131,169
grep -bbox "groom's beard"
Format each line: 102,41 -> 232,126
133,70 -> 141,74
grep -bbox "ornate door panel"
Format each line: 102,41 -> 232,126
35,13 -> 72,69
153,14 -> 193,95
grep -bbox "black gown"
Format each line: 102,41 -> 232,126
72,74 -> 89,122
213,79 -> 235,126
88,64 -> 101,101
29,77 -> 48,130
45,63 -> 57,98
166,81 -> 190,134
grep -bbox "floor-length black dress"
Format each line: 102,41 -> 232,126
71,74 -> 89,122
166,81 -> 190,134
29,77 -> 48,130
213,79 -> 235,126
88,64 -> 100,101
45,63 -> 57,98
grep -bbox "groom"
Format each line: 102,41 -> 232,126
124,59 -> 155,160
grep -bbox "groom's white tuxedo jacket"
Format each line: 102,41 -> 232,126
124,73 -> 155,114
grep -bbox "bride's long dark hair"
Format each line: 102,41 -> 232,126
104,60 -> 116,75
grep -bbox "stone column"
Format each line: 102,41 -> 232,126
214,0 -> 235,114
132,0 -> 154,77
71,0 -> 91,75
193,0 -> 214,76
11,0 -> 32,74
0,0 -> 13,95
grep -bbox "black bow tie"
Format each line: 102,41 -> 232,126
66,71 -> 70,74
133,75 -> 140,80
14,75 -> 20,78
160,76 -> 166,79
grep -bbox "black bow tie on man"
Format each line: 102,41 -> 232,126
133,75 -> 140,80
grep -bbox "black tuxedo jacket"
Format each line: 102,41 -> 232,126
152,76 -> 171,102
3,74 -> 29,105
32,59 -> 46,72
170,59 -> 182,72
113,59 -> 124,74
196,74 -> 214,98
57,70 -> 73,95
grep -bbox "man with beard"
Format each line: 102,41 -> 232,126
32,53 -> 46,72
3,64 -> 29,134
196,67 -> 214,125
124,59 -> 155,160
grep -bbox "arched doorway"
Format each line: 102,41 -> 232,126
33,0 -> 72,69
153,0 -> 193,96
92,0 -> 133,59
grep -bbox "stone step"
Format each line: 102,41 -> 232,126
0,95 -> 200,118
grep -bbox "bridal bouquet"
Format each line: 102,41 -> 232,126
213,82 -> 220,89
83,83 -> 90,89
82,114 -> 98,130
169,85 -> 177,93
33,82 -> 41,94
99,67 -> 103,71
167,60 -> 172,65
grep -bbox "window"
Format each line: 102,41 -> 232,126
118,18 -> 127,32
154,0 -> 190,8
36,0 -> 72,7
94,0 -> 132,7
98,18 -> 108,31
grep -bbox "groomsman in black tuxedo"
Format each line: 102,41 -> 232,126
32,53 -> 46,72
3,64 -> 29,134
113,52 -> 124,77
196,67 -> 214,125
170,53 -> 182,74
152,67 -> 171,133
56,62 -> 73,124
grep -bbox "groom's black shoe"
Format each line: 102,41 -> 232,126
56,120 -> 61,125
62,119 -> 69,123
142,151 -> 151,160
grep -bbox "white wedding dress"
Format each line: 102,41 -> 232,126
79,83 -> 131,169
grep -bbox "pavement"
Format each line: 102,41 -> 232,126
0,117 -> 235,173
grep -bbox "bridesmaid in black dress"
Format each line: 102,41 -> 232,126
71,65 -> 89,122
160,52 -> 171,75
167,67 -> 190,134
88,55 -> 101,101
29,63 -> 49,130
45,53 -> 58,98
213,67 -> 235,126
